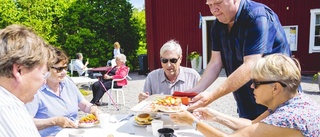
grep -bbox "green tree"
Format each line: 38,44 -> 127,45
132,8 -> 147,55
57,0 -> 140,69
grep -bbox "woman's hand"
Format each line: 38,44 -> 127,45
54,116 -> 77,128
90,105 -> 101,117
170,110 -> 195,126
193,107 -> 218,122
103,75 -> 113,79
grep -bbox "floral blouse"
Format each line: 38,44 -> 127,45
261,93 -> 320,137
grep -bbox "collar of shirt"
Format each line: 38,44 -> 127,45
40,80 -> 66,95
160,67 -> 186,84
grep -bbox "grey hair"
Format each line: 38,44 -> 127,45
251,54 -> 301,93
115,54 -> 127,63
160,40 -> 182,57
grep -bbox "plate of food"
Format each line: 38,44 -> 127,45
78,114 -> 100,128
131,113 -> 153,127
131,95 -> 187,113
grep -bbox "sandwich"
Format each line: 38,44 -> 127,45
134,113 -> 153,125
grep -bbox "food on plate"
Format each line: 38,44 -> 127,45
151,96 -> 186,112
79,114 -> 99,125
134,113 -> 153,125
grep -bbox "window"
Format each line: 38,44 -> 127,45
309,9 -> 320,53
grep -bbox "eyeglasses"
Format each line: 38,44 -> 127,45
251,79 -> 287,89
43,72 -> 51,79
160,57 -> 180,64
51,66 -> 68,73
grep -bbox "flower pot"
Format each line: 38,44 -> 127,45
191,56 -> 202,73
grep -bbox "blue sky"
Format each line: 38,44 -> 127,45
129,0 -> 144,9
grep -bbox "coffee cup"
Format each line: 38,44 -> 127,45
158,128 -> 174,137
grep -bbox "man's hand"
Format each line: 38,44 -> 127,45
138,92 -> 149,102
54,117 -> 77,128
188,92 -> 213,111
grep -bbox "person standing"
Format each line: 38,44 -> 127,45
188,0 -> 292,120
0,24 -> 54,137
113,41 -> 121,57
138,40 -> 201,102
73,53 -> 89,76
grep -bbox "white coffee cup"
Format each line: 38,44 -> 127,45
151,120 -> 164,137
68,129 -> 85,137
98,113 -> 110,128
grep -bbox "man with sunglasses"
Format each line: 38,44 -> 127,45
138,40 -> 201,102
187,0 -> 292,120
0,24 -> 55,137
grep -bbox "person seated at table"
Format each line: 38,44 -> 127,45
138,39 -> 201,102
90,54 -> 129,105
170,54 -> 320,137
74,52 -> 89,76
25,47 -> 101,137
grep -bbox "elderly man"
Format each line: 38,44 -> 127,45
187,0 -> 292,120
0,24 -> 54,136
138,40 -> 201,102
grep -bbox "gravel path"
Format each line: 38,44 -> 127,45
80,69 -> 320,133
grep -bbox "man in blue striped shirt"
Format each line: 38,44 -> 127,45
188,0 -> 291,120
0,24 -> 54,136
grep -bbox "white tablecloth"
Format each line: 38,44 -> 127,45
56,114 -> 203,137
70,77 -> 98,85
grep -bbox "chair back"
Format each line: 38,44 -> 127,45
68,59 -> 76,76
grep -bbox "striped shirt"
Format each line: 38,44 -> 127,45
143,66 -> 201,95
0,86 -> 40,137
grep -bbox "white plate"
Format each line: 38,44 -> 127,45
78,121 -> 100,128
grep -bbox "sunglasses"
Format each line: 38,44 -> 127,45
251,79 -> 287,89
51,66 -> 68,73
160,57 -> 180,64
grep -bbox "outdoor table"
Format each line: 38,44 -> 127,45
56,114 -> 203,137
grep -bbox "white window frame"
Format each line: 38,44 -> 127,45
309,9 -> 320,53
201,16 -> 216,69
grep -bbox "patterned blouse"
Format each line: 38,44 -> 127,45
261,93 -> 320,136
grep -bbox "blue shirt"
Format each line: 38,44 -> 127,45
25,76 -> 85,137
211,0 -> 291,119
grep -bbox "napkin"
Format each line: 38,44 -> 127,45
172,91 -> 198,97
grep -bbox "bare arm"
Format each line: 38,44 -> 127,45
210,54 -> 262,101
229,122 -> 303,137
32,117 -> 76,130
193,108 -> 252,130
189,54 -> 263,110
188,51 -> 223,92
79,99 -> 100,117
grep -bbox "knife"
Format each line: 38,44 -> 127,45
118,114 -> 134,122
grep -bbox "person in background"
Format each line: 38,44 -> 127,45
187,0 -> 292,120
171,54 -> 320,137
25,47 -> 101,137
138,40 -> 201,102
90,54 -> 129,105
0,24 -> 54,137
73,53 -> 89,76
113,41 -> 121,57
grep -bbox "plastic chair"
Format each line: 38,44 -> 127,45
68,59 -> 77,76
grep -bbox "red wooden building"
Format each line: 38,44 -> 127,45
145,0 -> 320,74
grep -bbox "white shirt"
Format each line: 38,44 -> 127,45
73,59 -> 85,75
113,48 -> 121,57
0,86 -> 40,137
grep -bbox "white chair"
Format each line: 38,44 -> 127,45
69,59 -> 77,76
101,68 -> 130,107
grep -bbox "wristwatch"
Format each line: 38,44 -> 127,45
192,120 -> 198,130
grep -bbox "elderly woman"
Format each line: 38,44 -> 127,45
170,54 -> 320,137
25,47 -> 101,137
90,54 -> 129,105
